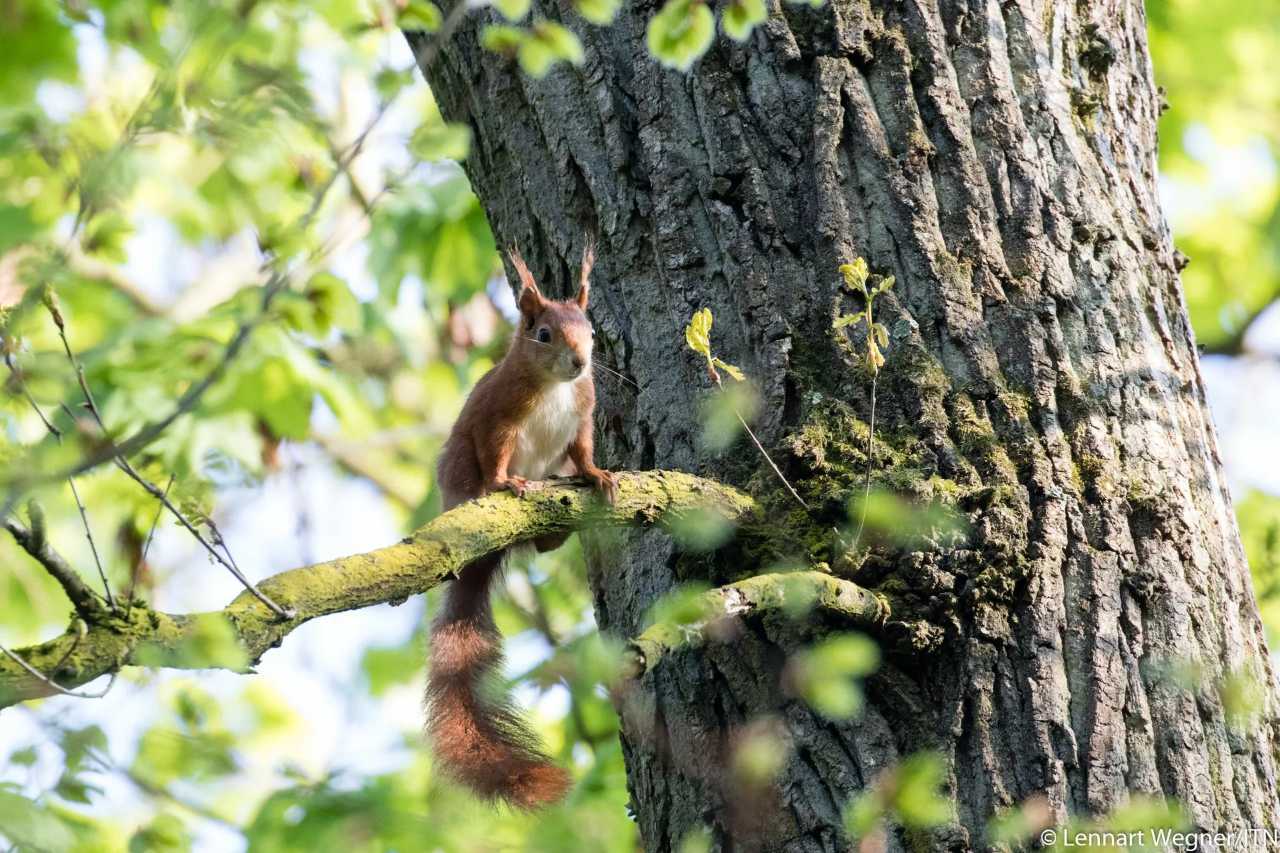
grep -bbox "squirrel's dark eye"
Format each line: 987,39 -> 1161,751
537,328 -> 552,344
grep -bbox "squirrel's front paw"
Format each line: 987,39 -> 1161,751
494,476 -> 531,497
584,468 -> 617,505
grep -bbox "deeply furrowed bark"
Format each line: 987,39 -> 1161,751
413,0 -> 1280,850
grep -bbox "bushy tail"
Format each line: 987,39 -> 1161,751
425,553 -> 571,809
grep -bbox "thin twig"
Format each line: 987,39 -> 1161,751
53,271 -> 290,483
52,307 -> 291,616
3,352 -> 61,438
64,477 -> 114,608
852,371 -> 878,545
127,474 -> 172,613
713,375 -> 807,510
4,519 -> 100,616
2,349 -> 115,608
0,644 -> 115,699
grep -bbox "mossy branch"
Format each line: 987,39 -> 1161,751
624,571 -> 890,679
0,470 -> 755,710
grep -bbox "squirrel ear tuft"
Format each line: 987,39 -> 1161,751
575,239 -> 594,310
509,248 -> 544,320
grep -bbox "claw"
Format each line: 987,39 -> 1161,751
495,476 -> 529,497
586,468 -> 617,505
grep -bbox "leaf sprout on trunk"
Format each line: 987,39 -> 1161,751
835,258 -> 895,545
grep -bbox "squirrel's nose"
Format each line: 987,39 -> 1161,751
571,355 -> 585,372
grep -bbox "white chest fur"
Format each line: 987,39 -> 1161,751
509,382 -> 579,480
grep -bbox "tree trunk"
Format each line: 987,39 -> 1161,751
412,0 -> 1280,848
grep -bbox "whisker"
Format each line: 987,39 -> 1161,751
592,360 -> 639,389
519,334 -> 638,389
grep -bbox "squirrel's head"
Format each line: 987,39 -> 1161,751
508,244 -> 595,383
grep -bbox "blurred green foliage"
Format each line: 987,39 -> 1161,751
1148,0 -> 1280,351
0,0 -> 1277,850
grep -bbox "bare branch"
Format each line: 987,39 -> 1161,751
3,344 -> 114,607
4,517 -> 101,617
126,474 -> 171,612
0,471 -> 756,708
3,352 -> 61,439
65,475 -> 114,608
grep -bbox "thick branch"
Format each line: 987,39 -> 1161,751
0,470 -> 754,708
623,571 -> 889,679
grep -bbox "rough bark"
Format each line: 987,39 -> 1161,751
413,0 -> 1280,850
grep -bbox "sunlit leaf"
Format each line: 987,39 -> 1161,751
129,813 -> 193,853
790,634 -> 880,719
519,22 -> 586,77
0,789 -> 77,852
839,258 -> 869,293
574,0 -> 622,25
699,380 -> 758,451
646,582 -> 713,627
833,310 -> 866,329
481,23 -> 527,56
722,0 -> 767,41
494,0 -> 532,22
665,505 -> 735,551
410,119 -> 472,162
684,307 -> 713,357
647,0 -> 716,71
400,0 -> 444,31
134,613 -> 249,671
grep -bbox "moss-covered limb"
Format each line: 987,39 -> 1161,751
0,470 -> 755,710
624,571 -> 889,679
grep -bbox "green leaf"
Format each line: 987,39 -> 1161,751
665,505 -> 735,551
130,813 -> 192,853
833,310 -> 866,329
892,753 -> 952,828
8,746 -> 38,767
839,258 -> 869,294
518,22 -> 585,77
647,0 -> 715,71
0,204 -> 41,254
399,0 -> 443,31
791,634 -> 881,719
712,356 -> 744,382
646,582 -> 713,626
410,119 -> 472,162
133,727 -> 238,787
874,274 -> 895,295
0,788 -> 77,852
684,307 -> 713,357
494,0 -> 532,21
574,0 -> 622,25
361,638 -> 423,696
134,614 -> 249,670
481,24 -> 527,56
305,272 -> 362,334
722,0 -> 767,41
805,679 -> 862,719
699,380 -> 758,451
810,634 -> 880,677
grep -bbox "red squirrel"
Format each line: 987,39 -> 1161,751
426,243 -> 616,809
